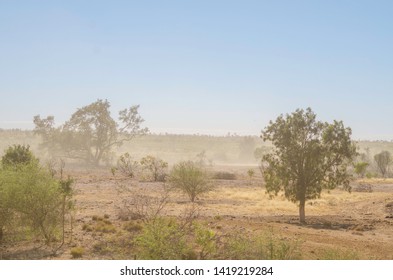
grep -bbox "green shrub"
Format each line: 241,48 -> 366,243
247,169 -> 255,179
94,221 -> 116,233
169,161 -> 213,202
353,162 -> 369,178
1,144 -> 38,169
135,218 -> 192,260
0,163 -> 64,243
194,222 -> 217,259
70,247 -> 85,259
123,221 -> 143,233
222,229 -> 301,260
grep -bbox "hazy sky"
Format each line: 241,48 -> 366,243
1,1 -> 392,139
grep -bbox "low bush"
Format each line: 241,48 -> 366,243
116,153 -> 140,178
135,218 -> 194,260
222,229 -> 301,260
70,247 -> 85,259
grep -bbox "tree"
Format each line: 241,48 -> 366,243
261,108 -> 357,224
169,161 -> 213,202
34,99 -> 148,166
374,151 -> 391,177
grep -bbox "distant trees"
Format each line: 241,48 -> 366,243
374,151 -> 391,177
261,108 -> 357,224
34,99 -> 148,166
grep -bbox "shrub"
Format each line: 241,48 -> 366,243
140,155 -> 168,182
169,161 -> 213,202
0,147 -> 74,245
222,229 -> 301,260
194,222 -> 217,259
135,218 -> 192,259
70,247 -> 85,259
117,153 -> 140,178
354,162 -> 369,178
1,144 -> 38,169
0,163 -> 64,243
94,221 -> 116,233
123,221 -> 144,233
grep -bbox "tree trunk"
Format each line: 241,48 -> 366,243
0,227 -> 3,242
299,199 -> 306,224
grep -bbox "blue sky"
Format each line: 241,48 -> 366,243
0,1 -> 392,139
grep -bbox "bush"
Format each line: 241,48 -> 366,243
0,149 -> 71,244
117,153 -> 140,178
123,221 -> 144,233
194,222 -> 217,259
169,161 -> 213,202
1,144 -> 38,169
70,247 -> 85,259
354,162 -> 369,178
135,218 -> 193,259
140,155 -> 168,182
222,229 -> 301,260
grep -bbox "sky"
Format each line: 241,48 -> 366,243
0,0 -> 392,140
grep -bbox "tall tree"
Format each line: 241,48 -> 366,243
261,108 -> 357,223
34,99 -> 148,166
374,151 -> 391,177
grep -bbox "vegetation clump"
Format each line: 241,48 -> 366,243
169,161 -> 213,202
0,145 -> 74,245
1,144 -> 38,169
70,247 -> 85,259
140,155 -> 168,182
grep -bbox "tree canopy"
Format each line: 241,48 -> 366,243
34,99 -> 148,166
374,151 -> 391,177
261,108 -> 357,223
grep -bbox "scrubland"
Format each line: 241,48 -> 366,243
1,130 -> 393,260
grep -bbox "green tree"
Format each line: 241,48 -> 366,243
34,99 -> 148,166
261,108 -> 357,224
169,161 -> 213,202
374,151 -> 391,177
